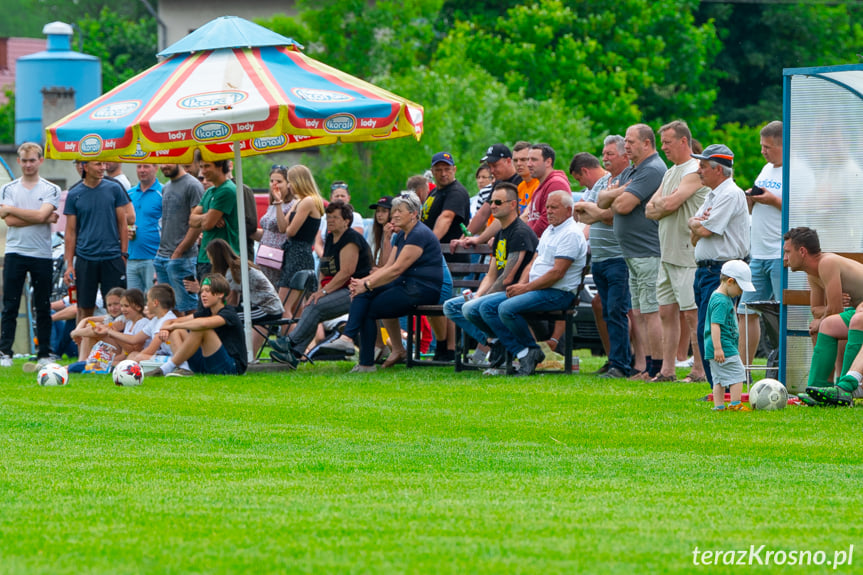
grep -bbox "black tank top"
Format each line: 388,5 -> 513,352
289,210 -> 321,243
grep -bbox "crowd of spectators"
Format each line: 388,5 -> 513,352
1,118 -> 812,384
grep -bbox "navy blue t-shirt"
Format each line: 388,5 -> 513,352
64,178 -> 130,260
394,222 -> 443,291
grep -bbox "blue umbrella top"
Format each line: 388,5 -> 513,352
158,15 -> 304,58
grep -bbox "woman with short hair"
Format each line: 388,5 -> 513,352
324,192 -> 443,372
270,201 -> 373,367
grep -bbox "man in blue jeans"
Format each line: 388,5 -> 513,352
572,139 -> 632,378
687,145 -> 749,386
443,182 -> 537,371
475,190 -> 588,376
126,163 -> 162,293
153,164 -> 204,314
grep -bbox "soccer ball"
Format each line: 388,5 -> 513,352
749,378 -> 787,410
113,359 -> 144,387
37,363 -> 68,386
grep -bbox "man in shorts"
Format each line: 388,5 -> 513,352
63,160 -> 130,325
145,274 -> 247,377
598,124 -> 667,379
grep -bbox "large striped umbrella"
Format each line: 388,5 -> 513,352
44,16 -> 424,361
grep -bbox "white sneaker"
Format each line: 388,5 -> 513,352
466,349 -> 489,366
675,356 -> 694,368
0,353 -> 12,367
483,367 -> 505,376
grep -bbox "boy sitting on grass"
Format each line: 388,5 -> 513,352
707,260 -> 756,411
145,274 -> 247,377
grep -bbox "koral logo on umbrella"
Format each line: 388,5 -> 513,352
292,88 -> 354,103
79,134 -> 103,156
193,121 -> 232,142
252,135 -> 287,151
178,91 -> 248,110
90,100 -> 141,120
324,114 -> 356,134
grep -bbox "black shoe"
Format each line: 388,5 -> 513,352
593,361 -> 611,375
517,347 -> 545,376
598,366 -> 627,379
488,341 -> 506,368
271,336 -> 292,354
271,349 -> 299,369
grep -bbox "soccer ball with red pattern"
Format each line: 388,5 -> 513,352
38,363 -> 68,386
113,360 -> 144,386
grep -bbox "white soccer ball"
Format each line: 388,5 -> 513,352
749,378 -> 787,410
113,359 -> 144,387
37,363 -> 68,386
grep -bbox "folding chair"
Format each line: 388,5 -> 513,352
253,269 -> 318,362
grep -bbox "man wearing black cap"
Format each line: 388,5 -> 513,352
422,151 -> 471,361
463,143 -> 522,237
423,152 -> 471,246
688,143 -> 750,387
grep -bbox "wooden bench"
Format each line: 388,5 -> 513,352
405,243 -> 491,368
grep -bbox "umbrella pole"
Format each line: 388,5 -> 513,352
234,144 -> 255,363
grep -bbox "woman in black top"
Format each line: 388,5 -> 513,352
273,164 -> 324,320
270,201 -> 373,367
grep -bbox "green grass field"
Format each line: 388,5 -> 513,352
1,354 -> 861,574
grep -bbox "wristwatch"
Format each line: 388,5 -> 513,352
321,288 -> 328,295
121,252 -> 129,258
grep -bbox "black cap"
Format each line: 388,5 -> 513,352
369,195 -> 393,210
481,143 -> 512,163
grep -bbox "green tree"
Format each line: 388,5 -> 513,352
0,90 -> 15,144
434,0 -> 721,139
77,7 -> 158,93
697,2 -> 863,126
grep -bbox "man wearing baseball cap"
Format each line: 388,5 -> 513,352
460,143 -> 523,240
422,151 -> 471,361
687,143 -> 750,388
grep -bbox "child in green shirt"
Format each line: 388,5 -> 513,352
705,260 -> 756,411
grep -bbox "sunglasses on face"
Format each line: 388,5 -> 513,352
490,199 -> 512,206
271,164 -> 287,171
331,184 -> 348,191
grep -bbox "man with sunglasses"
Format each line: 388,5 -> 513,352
443,182 -> 538,371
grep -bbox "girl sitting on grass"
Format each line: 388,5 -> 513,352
69,286 -> 125,360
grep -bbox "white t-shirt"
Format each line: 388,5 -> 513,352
0,177 -> 60,258
750,163 -> 782,259
142,310 -> 177,356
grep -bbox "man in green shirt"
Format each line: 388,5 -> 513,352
189,156 -> 240,277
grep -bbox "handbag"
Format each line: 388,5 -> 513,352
256,245 -> 284,269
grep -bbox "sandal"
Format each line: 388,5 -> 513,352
680,375 -> 707,383
381,350 -> 406,369
649,374 -> 676,383
628,370 -> 650,381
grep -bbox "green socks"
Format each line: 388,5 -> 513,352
840,329 -> 863,379
807,333 -> 838,388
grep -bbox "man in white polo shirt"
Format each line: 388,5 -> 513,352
0,142 -> 60,369
476,190 -> 587,376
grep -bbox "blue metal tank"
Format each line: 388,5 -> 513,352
14,22 -> 101,145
